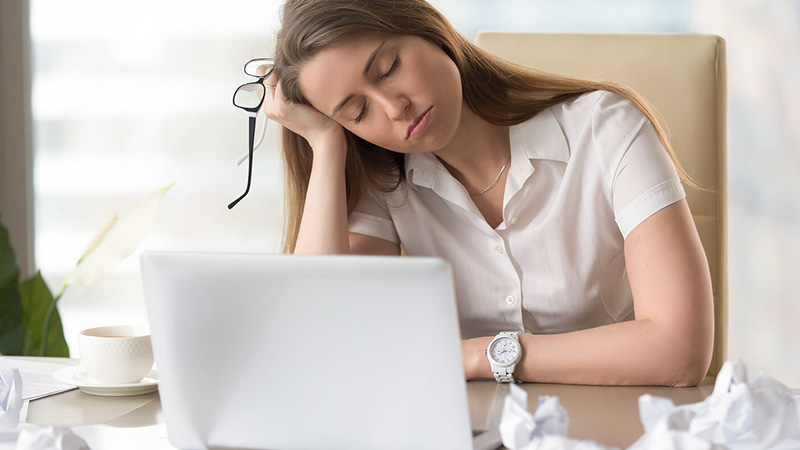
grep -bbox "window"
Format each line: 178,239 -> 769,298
32,0 -> 286,350
31,0 -> 800,386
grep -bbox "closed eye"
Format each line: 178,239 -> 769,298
354,58 -> 397,124
380,58 -> 398,80
354,101 -> 367,124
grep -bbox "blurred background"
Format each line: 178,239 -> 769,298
20,0 -> 800,384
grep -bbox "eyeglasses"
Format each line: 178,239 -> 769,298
228,57 -> 276,209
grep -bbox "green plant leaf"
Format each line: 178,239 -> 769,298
19,272 -> 69,357
0,214 -> 24,355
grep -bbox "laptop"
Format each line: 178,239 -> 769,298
140,252 -> 502,450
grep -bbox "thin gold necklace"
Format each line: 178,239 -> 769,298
470,153 -> 511,196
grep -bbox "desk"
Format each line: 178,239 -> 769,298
8,357 -> 729,449
468,380 -> 714,448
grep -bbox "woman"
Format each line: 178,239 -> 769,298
260,0 -> 714,386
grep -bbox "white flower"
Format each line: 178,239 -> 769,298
63,184 -> 172,287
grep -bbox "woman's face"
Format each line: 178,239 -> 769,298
298,34 -> 463,154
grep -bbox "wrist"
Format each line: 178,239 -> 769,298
307,127 -> 347,160
463,336 -> 493,380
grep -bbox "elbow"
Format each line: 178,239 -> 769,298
644,350 -> 709,387
646,318 -> 714,387
660,301 -> 715,387
666,334 -> 714,387
670,357 -> 710,387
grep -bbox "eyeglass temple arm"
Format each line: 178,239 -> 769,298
236,116 -> 268,166
228,114 -> 257,209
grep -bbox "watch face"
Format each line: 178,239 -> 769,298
489,337 -> 519,365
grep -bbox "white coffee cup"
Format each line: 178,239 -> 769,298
79,325 -> 154,385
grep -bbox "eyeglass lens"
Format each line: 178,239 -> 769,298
244,58 -> 275,78
233,83 -> 265,109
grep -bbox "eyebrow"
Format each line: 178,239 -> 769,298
331,40 -> 387,116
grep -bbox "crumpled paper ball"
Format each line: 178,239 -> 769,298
1,369 -> 23,433
16,426 -> 89,450
1,368 -> 90,450
500,383 -> 615,450
628,360 -> 800,449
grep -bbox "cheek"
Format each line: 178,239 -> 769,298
441,63 -> 463,103
422,57 -> 462,120
432,64 -> 464,131
424,48 -> 461,87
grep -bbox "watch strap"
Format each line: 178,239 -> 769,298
493,367 -> 516,383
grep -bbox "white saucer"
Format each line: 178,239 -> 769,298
52,365 -> 159,397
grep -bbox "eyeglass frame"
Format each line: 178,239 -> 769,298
228,57 -> 276,210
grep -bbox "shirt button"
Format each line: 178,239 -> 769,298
506,295 -> 516,305
510,216 -> 518,225
495,245 -> 504,255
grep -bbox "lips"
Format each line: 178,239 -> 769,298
406,107 -> 433,139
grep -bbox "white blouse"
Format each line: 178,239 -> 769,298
348,90 -> 685,339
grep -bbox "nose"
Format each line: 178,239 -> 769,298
374,91 -> 409,121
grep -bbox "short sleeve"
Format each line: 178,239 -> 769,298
591,92 -> 686,238
348,191 -> 400,244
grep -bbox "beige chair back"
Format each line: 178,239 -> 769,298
475,32 -> 728,379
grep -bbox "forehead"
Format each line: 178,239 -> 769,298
298,34 -> 390,114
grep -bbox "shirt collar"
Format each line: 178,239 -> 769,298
404,106 -> 570,190
511,107 -> 570,164
405,152 -> 439,191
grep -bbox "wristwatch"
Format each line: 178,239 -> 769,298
486,331 -> 522,383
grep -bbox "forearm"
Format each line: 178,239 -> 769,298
465,202 -> 714,386
464,318 -> 712,387
293,134 -> 350,255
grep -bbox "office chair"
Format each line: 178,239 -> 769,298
475,32 -> 728,380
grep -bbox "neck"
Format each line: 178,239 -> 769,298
434,103 -> 510,193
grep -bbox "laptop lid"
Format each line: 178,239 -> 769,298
140,252 -> 474,450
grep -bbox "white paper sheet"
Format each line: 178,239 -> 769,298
0,359 -> 76,401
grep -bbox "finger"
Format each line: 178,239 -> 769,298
264,73 -> 279,93
260,75 -> 279,116
272,79 -> 287,104
262,79 -> 288,121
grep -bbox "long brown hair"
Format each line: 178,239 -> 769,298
274,0 -> 688,253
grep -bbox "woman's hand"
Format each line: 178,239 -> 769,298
265,72 -> 350,255
261,73 -> 345,156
